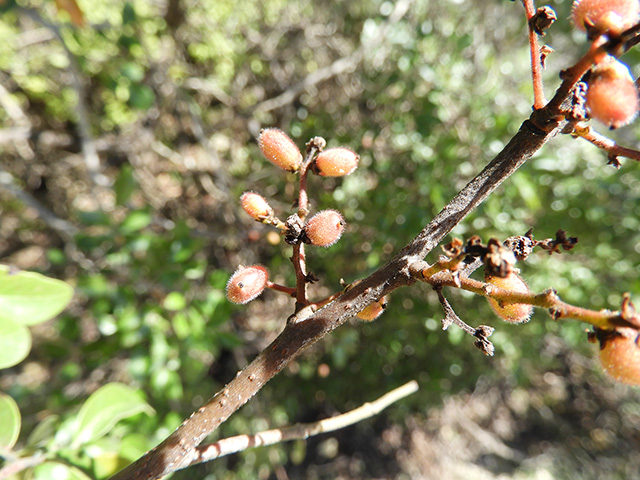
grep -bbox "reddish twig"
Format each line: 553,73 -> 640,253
522,0 -> 547,109
572,123 -> 640,166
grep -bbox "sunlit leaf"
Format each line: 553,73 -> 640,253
0,392 -> 20,448
0,266 -> 73,326
73,383 -> 153,447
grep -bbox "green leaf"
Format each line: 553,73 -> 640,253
0,319 -> 31,368
0,266 -> 74,326
73,383 -> 153,447
34,462 -> 93,480
114,164 -> 137,206
0,392 -> 21,448
120,210 -> 151,234
163,292 -> 186,311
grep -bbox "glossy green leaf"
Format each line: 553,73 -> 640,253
0,319 -> 31,368
0,392 -> 21,448
73,383 -> 153,447
0,266 -> 74,326
163,291 -> 186,311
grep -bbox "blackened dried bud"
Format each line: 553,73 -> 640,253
503,232 -> 536,261
441,237 -> 464,257
530,6 -> 557,35
483,238 -> 517,278
284,213 -> 305,245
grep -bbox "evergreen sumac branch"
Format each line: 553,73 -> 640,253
110,1 -> 640,478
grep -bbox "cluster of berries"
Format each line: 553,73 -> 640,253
572,0 -> 640,128
225,129 -> 384,320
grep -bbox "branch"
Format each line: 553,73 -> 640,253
522,0 -> 549,109
413,266 -> 640,331
572,123 -> 640,166
187,381 -> 418,467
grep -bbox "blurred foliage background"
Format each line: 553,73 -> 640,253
1,0 -> 640,478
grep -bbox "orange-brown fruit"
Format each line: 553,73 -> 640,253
572,0 -> 640,36
258,128 -> 302,172
313,147 -> 359,177
597,327 -> 640,385
357,296 -> 388,321
586,59 -> 639,128
226,265 -> 268,304
485,273 -> 533,324
240,191 -> 273,222
303,210 -> 346,247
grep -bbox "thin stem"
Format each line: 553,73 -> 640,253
522,0 -> 546,109
266,282 -> 296,296
188,381 -> 418,466
419,272 -> 638,330
573,123 -> 640,163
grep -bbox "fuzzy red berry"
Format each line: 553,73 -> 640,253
303,209 -> 345,247
357,296 -> 388,321
597,327 -> 640,385
572,0 -> 640,37
240,192 -> 273,222
226,265 -> 269,304
586,59 -> 639,128
485,273 -> 533,324
258,128 -> 302,172
313,147 -> 359,177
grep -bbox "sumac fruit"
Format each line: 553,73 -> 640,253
226,265 -> 269,304
258,128 -> 302,172
485,273 -> 533,324
313,147 -> 359,177
303,209 -> 345,247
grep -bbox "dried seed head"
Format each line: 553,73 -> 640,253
572,0 -> 640,37
313,147 -> 359,177
240,192 -> 274,222
357,296 -> 388,321
303,209 -> 346,247
597,327 -> 640,385
226,265 -> 268,304
485,273 -> 533,324
587,58 -> 639,128
258,128 -> 302,172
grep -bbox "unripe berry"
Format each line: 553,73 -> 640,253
597,327 -> 640,385
572,0 -> 640,36
303,209 -> 345,247
586,59 -> 639,128
357,296 -> 388,321
226,265 -> 268,304
240,192 -> 274,222
485,273 -> 533,324
258,128 -> 302,172
313,147 -> 359,177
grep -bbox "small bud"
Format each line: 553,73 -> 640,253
485,273 -> 533,324
572,0 -> 640,37
258,128 -> 302,172
240,192 -> 274,222
586,58 -> 639,128
303,209 -> 346,247
313,147 -> 359,177
357,296 -> 388,321
597,327 -> 640,385
226,265 -> 268,304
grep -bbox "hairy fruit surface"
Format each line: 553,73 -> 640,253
303,210 -> 346,247
485,273 -> 533,324
226,265 -> 269,304
572,0 -> 640,36
598,327 -> 640,385
240,192 -> 273,222
258,128 -> 302,172
313,147 -> 359,177
586,59 -> 639,128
